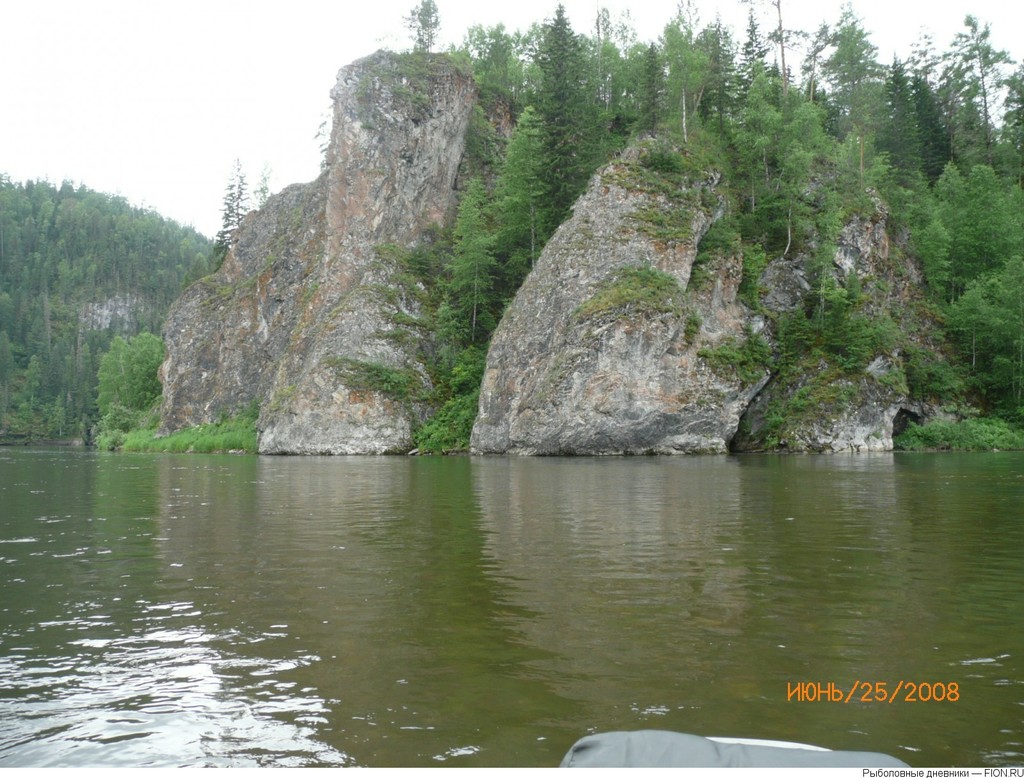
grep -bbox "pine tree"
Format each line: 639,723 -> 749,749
942,15 -> 1011,166
801,23 -> 831,104
821,6 -> 884,180
404,0 -> 440,53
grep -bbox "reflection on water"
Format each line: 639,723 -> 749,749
1,449 -> 1023,766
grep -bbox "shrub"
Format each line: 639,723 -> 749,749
895,418 -> 1024,451
575,266 -> 684,320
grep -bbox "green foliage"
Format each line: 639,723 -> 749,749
0,177 -> 212,440
414,391 -> 480,453
120,409 -> 259,454
327,357 -> 423,402
684,313 -> 702,344
739,243 -> 767,306
933,164 -> 1021,299
641,146 -> 686,174
94,402 -> 143,451
404,0 -> 440,52
895,418 -> 1024,451
446,178 -> 499,345
637,42 -> 664,135
96,332 -> 165,417
533,5 -> 601,238
904,344 -> 964,401
575,267 -> 684,320
413,346 -> 486,453
698,330 -> 771,384
215,159 -> 249,255
947,256 -> 1024,417
492,106 -> 544,291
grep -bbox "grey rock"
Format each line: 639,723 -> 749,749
472,151 -> 767,455
159,51 -> 476,453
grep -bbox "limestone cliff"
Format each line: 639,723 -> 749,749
472,146 -> 950,455
159,51 -> 476,453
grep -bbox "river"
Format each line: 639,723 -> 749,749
1,448 -> 1021,767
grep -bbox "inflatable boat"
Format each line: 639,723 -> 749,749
560,730 -> 910,767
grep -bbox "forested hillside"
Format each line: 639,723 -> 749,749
409,2 -> 1024,450
0,177 -> 214,440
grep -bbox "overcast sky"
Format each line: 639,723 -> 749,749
3,0 -> 1021,238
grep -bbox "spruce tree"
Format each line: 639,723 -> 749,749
215,159 -> 249,256
739,10 -> 770,92
448,179 -> 498,345
911,73 -> 952,182
877,59 -> 923,184
534,4 -> 595,239
638,42 -> 664,135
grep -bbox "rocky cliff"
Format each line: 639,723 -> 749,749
471,145 -> 949,455
159,51 -> 950,457
471,146 -> 770,455
159,52 -> 475,453
731,198 -> 946,453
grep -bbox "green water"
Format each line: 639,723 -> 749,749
1,448 -> 1021,767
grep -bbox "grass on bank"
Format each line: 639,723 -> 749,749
97,401 -> 258,454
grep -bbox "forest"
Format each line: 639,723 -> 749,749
0,178 -> 213,440
400,0 -> 1024,451
3,0 -> 1023,450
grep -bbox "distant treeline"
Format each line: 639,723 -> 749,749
0,176 -> 214,439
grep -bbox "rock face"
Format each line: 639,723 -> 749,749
159,51 -> 475,453
79,295 -> 145,332
731,201 -> 942,452
472,147 -> 770,455
472,150 -> 948,455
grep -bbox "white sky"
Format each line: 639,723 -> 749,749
2,0 -> 1021,238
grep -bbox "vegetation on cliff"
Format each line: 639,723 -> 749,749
417,2 -> 1024,450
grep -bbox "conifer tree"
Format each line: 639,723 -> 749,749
696,17 -> 737,135
943,15 -> 1011,166
448,179 -> 498,345
638,42 -> 664,135
877,59 -> 923,184
215,159 -> 249,255
911,73 -> 952,182
1004,64 -> 1024,186
738,9 -> 770,91
405,0 -> 440,53
494,106 -> 545,290
534,4 -> 595,238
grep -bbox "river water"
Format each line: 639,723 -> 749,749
0,448 -> 1021,767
